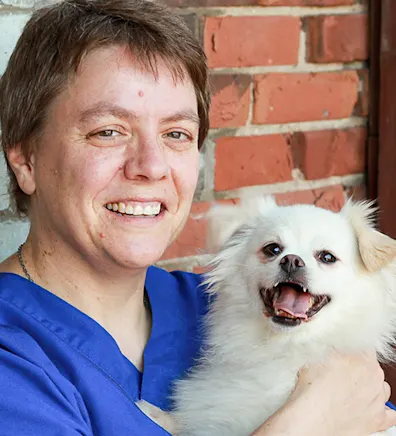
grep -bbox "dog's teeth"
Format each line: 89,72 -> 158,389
303,287 -> 308,293
274,282 -> 279,287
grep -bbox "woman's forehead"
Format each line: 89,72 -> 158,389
50,45 -> 198,123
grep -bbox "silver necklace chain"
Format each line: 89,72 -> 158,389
17,244 -> 34,282
17,243 -> 150,309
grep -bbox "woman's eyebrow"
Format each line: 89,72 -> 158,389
79,104 -> 199,125
78,103 -> 137,123
160,110 -> 200,125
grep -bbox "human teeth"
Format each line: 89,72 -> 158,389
106,201 -> 162,216
134,204 -> 144,215
153,204 -> 161,215
143,205 -> 153,215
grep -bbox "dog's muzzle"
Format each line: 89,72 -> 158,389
260,279 -> 331,328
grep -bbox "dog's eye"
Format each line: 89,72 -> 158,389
318,251 -> 337,264
262,243 -> 283,257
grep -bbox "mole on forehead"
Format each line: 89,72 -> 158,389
138,90 -> 144,97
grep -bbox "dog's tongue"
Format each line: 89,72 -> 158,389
274,286 -> 312,319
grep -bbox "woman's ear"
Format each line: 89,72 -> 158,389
6,145 -> 36,196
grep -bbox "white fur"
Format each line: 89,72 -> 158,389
168,197 -> 396,436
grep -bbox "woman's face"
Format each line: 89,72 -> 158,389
25,45 -> 200,269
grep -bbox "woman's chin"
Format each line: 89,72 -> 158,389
105,244 -> 168,271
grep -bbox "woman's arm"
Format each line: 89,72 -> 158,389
252,352 -> 396,436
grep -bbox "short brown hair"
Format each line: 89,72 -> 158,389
0,0 -> 210,216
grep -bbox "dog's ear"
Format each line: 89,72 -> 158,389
341,200 -> 396,272
206,195 -> 277,252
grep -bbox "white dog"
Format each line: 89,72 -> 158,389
140,197 -> 396,436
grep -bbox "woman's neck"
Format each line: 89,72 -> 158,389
1,235 -> 152,371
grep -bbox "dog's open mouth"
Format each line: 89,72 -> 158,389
260,281 -> 331,327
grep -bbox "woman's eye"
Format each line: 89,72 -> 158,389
262,243 -> 283,257
96,129 -> 121,138
318,251 -> 337,264
87,128 -> 127,146
166,131 -> 190,141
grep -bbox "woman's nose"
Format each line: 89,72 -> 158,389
123,138 -> 170,182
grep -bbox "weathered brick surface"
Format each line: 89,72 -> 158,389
210,74 -> 251,128
253,71 -> 360,124
214,135 -> 293,191
289,127 -> 367,180
162,199 -> 239,260
204,16 -> 301,69
161,202 -> 210,260
275,185 -> 345,211
306,14 -> 369,63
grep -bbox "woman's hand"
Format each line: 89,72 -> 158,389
252,352 -> 396,436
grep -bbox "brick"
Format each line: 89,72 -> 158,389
204,16 -> 300,69
311,185 -> 345,211
210,74 -> 251,129
258,0 -> 354,5
253,71 -> 359,124
0,13 -> 30,75
275,185 -> 345,211
289,127 -> 367,180
214,135 -> 293,192
161,202 -> 210,260
161,199 -> 238,260
306,14 -> 369,64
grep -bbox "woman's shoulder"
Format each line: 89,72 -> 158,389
147,266 -> 204,292
146,266 -> 210,316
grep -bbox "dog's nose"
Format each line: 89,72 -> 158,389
280,254 -> 305,273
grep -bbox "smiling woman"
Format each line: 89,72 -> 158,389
0,0 -> 394,435
0,0 -> 210,433
16,47 -> 201,271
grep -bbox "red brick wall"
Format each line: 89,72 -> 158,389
159,0 -> 369,272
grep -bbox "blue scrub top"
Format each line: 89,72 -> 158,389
0,267 -> 209,435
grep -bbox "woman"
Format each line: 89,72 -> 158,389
0,0 -> 394,434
